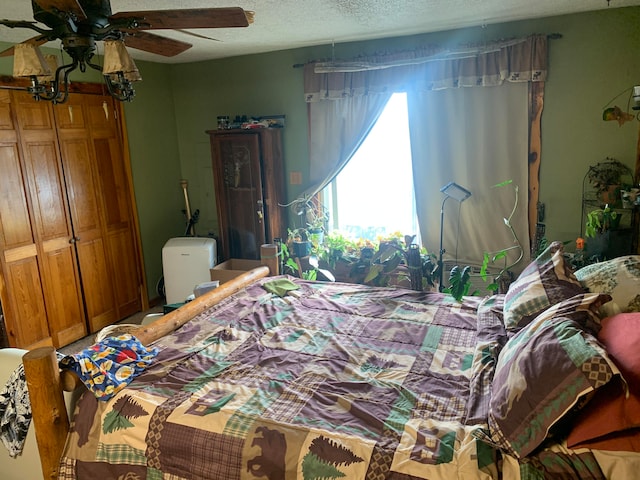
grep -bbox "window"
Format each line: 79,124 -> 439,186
323,92 -> 419,241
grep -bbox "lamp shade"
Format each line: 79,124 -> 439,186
37,54 -> 60,82
102,40 -> 141,81
13,43 -> 51,77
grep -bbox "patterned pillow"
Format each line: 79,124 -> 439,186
487,311 -> 620,459
522,292 -> 611,335
503,241 -> 584,332
575,255 -> 640,317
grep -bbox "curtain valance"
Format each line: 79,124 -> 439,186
304,34 -> 547,102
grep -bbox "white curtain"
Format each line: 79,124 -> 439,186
407,82 -> 530,267
302,35 -> 547,256
302,91 -> 392,200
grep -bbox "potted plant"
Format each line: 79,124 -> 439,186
287,228 -> 312,258
584,204 -> 622,259
586,158 -> 632,206
359,234 -> 438,290
317,231 -> 356,269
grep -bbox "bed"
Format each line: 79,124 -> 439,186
17,242 -> 640,479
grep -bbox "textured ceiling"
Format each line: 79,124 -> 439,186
0,0 -> 639,63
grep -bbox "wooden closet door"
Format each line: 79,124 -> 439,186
0,91 -> 87,348
53,95 -> 142,332
0,91 -> 50,348
85,96 -> 141,319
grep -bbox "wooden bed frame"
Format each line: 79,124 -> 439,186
22,264 -> 272,479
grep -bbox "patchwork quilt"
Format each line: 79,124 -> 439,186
58,277 -> 607,479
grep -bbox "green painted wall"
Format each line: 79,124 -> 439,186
2,6 -> 640,301
120,62 -> 183,297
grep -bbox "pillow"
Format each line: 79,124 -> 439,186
574,256 -> 640,317
503,241 -> 585,332
567,313 -> 640,451
487,313 -> 619,459
519,292 -> 611,336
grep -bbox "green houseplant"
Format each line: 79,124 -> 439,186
361,234 -> 437,290
445,180 -> 525,300
586,158 -> 632,206
479,180 -> 524,294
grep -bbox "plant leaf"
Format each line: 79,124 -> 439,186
492,179 -> 513,188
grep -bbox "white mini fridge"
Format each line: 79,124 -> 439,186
162,237 -> 216,304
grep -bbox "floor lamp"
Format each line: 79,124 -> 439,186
438,182 -> 472,292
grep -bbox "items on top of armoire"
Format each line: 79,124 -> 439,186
217,114 -> 285,130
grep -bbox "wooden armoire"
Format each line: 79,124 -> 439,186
0,89 -> 146,349
207,128 -> 286,260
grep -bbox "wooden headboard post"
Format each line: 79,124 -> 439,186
23,346 -> 70,479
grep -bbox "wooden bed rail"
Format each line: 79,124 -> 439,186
22,264 -> 271,479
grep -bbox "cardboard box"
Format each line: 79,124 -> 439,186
210,259 -> 262,284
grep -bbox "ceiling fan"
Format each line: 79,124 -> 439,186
0,0 -> 254,103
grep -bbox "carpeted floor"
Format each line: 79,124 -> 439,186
58,305 -> 164,355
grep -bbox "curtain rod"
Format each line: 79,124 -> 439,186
292,32 -> 562,69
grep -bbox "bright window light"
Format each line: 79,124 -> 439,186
324,92 -> 419,241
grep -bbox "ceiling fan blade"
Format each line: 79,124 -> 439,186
0,35 -> 49,57
33,0 -> 87,21
110,7 -> 252,30
123,30 -> 192,57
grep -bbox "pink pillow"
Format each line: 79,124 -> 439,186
567,313 -> 640,450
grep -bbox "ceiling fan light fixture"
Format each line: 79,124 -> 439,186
101,40 -> 140,102
102,40 -> 140,80
13,43 -> 51,78
2,4 -> 253,103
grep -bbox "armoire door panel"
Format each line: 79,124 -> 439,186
40,247 -> 87,347
3,257 -> 50,348
214,134 -> 266,259
225,189 -> 264,259
0,143 -> 35,248
208,129 -> 285,261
